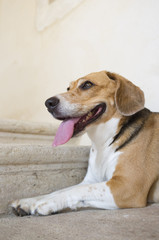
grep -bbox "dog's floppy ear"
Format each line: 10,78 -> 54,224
107,72 -> 145,116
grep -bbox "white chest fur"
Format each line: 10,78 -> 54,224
85,118 -> 122,183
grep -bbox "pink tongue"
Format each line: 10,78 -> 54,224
53,118 -> 80,147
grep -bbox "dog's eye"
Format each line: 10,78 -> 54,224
67,87 -> 70,91
80,81 -> 94,90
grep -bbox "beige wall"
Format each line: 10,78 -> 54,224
0,0 -> 159,124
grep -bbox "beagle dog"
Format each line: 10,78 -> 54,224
12,71 -> 159,216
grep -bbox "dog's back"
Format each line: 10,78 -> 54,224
147,112 -> 159,203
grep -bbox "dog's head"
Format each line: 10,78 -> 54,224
45,71 -> 145,146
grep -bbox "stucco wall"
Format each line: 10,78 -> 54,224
0,0 -> 159,124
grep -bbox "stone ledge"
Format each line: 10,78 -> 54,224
0,144 -> 90,214
1,205 -> 159,240
0,119 -> 57,135
0,119 -> 81,145
0,144 -> 89,165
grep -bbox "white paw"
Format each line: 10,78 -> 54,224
11,198 -> 37,216
11,197 -> 57,216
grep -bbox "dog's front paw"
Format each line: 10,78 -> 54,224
11,198 -> 57,216
11,198 -> 37,216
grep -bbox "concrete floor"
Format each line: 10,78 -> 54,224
0,204 -> 159,240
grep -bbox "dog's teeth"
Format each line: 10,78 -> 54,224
86,116 -> 89,121
88,112 -> 92,117
85,112 -> 93,121
88,112 -> 93,117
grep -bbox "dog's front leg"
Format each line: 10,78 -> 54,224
12,182 -> 118,216
11,183 -> 84,216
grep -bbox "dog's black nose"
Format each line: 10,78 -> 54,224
45,97 -> 59,109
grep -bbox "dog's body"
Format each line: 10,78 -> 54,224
12,71 -> 159,216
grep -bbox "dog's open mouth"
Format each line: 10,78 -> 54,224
53,103 -> 106,146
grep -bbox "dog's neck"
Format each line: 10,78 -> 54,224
86,117 -> 120,150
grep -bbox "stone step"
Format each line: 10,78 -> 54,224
1,204 -> 159,240
0,119 -> 80,145
0,144 -> 90,214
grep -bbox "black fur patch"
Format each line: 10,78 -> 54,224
110,108 -> 151,151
